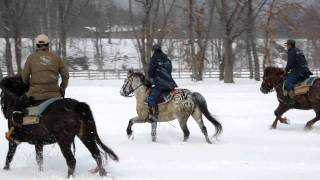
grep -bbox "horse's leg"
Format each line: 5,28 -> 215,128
126,116 -> 146,139
3,142 -> 18,170
305,110 -> 320,130
151,122 -> 157,142
77,135 -> 107,176
191,109 -> 211,144
57,141 -> 76,178
271,104 -> 290,129
177,116 -> 190,142
35,144 -> 44,171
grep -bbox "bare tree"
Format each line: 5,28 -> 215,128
182,0 -> 216,81
128,0 -> 176,77
216,0 -> 247,83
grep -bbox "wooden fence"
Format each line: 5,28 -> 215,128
3,69 -> 320,80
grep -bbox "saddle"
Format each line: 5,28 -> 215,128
145,88 -> 177,105
22,97 -> 63,125
5,97 -> 63,144
283,77 -> 320,96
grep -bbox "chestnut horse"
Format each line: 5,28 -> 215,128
260,67 -> 320,129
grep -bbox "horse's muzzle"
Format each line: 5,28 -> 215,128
120,89 -> 130,97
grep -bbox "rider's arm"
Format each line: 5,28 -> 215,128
148,57 -> 156,80
285,50 -> 296,73
21,56 -> 31,84
59,58 -> 69,89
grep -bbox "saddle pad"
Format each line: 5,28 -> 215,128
294,86 -> 310,95
22,116 -> 40,125
283,77 -> 320,96
25,97 -> 63,117
295,76 -> 319,87
145,89 -> 176,105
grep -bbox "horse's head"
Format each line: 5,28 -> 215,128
120,70 -> 151,97
0,75 -> 29,119
0,75 -> 28,97
260,67 -> 285,94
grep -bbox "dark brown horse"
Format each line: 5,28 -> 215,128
0,76 -> 118,177
260,67 -> 320,129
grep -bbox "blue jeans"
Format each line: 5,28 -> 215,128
284,74 -> 301,91
145,88 -> 162,106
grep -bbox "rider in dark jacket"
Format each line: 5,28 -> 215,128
284,39 -> 313,104
146,44 -> 177,121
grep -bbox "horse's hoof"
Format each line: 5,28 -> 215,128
67,174 -> 74,179
206,138 -> 212,144
38,166 -> 43,172
3,166 -> 9,170
152,136 -> 156,142
304,125 -> 312,131
128,134 -> 134,140
270,125 -> 277,130
281,117 -> 290,124
89,167 -> 99,174
99,168 -> 107,177
183,137 -> 189,142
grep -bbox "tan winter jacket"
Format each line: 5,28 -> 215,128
21,48 -> 69,100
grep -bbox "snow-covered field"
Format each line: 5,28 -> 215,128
1,79 -> 320,180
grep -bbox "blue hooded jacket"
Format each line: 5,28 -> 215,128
285,47 -> 312,77
148,50 -> 177,90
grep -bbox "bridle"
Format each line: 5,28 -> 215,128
262,75 -> 284,93
121,74 -> 144,97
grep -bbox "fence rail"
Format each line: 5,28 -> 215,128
3,69 -> 320,80
68,69 -> 320,80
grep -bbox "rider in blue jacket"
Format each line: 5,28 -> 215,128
284,39 -> 312,104
146,44 -> 177,121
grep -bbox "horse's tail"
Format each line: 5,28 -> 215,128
75,102 -> 119,161
191,92 -> 223,137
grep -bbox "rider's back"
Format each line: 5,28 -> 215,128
22,50 -> 69,100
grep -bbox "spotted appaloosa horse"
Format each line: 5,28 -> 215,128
120,70 -> 223,143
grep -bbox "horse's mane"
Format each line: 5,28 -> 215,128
263,66 -> 285,76
132,72 -> 152,88
0,75 -> 28,96
0,75 -> 29,119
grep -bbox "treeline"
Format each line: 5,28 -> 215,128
0,0 -> 320,83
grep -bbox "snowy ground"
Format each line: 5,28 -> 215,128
1,79 -> 320,180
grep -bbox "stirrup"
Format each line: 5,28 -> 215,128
5,127 -> 21,144
285,96 -> 295,106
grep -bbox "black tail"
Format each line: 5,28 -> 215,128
191,92 -> 223,137
76,102 -> 119,161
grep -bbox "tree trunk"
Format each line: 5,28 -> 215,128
247,0 -> 260,81
188,0 -> 196,81
223,35 -> 234,83
251,38 -> 260,81
14,35 -> 22,73
5,37 -> 14,76
246,36 -> 253,79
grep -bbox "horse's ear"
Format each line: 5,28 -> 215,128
128,69 -> 134,76
263,67 -> 271,76
277,69 -> 285,76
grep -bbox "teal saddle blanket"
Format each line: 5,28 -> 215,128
25,97 -> 63,117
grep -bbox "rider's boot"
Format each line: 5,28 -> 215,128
285,90 -> 295,106
5,111 -> 23,144
148,105 -> 159,122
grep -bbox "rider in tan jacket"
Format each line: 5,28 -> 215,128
22,34 -> 69,100
8,34 -> 69,143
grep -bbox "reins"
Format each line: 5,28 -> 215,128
123,74 -> 145,97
